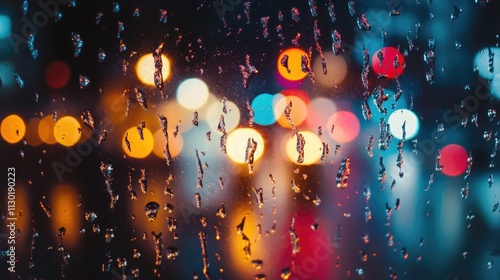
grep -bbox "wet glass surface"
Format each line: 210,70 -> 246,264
0,0 -> 500,279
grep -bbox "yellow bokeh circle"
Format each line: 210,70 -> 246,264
277,48 -> 309,81
122,127 -> 154,158
226,128 -> 265,164
1,114 -> 26,144
136,53 -> 171,86
54,116 -> 82,147
285,131 -> 323,165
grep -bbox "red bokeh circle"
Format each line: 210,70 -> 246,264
440,144 -> 468,176
371,47 -> 405,79
45,61 -> 71,89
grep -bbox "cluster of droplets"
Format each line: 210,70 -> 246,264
100,162 -> 119,209
9,0 -> 500,279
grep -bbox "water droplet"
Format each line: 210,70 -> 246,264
145,201 -> 160,221
79,75 -> 90,89
451,6 -> 462,20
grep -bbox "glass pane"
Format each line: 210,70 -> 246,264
0,1 -> 499,279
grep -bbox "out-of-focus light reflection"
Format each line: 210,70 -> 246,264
54,116 -> 82,146
252,93 -> 276,126
229,212 -> 263,276
306,97 -> 336,130
122,127 -> 154,158
158,100 -> 198,134
0,62 -> 15,89
371,47 -> 405,79
326,111 -> 360,143
38,115 -> 57,144
274,94 -> 308,128
45,61 -> 71,89
385,150 -> 424,243
312,51 -> 348,88
25,118 -> 43,146
176,78 -> 210,110
206,99 -> 240,133
279,210 -> 332,279
473,171 -> 500,229
386,147 -> 421,180
1,114 -> 26,143
100,91 -> 129,125
0,15 -> 11,39
285,131 -> 322,165
473,48 -> 500,81
276,48 -> 308,81
440,144 -> 468,176
152,129 -> 183,158
430,184 -> 465,267
226,128 -> 264,164
136,53 -> 171,86
490,73 -> 500,99
50,184 -> 82,247
388,109 -> 419,140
